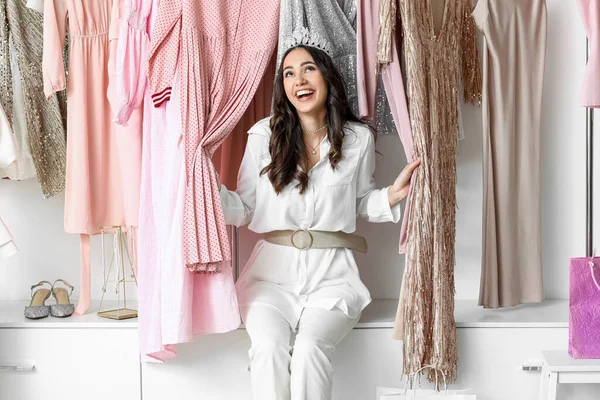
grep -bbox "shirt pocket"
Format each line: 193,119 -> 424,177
320,148 -> 361,187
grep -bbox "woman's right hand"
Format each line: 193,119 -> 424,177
388,159 -> 421,207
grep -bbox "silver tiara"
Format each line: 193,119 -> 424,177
280,27 -> 334,57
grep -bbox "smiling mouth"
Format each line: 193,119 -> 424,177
295,89 -> 314,102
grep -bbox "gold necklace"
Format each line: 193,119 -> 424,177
302,124 -> 328,134
305,132 -> 327,155
306,141 -> 319,155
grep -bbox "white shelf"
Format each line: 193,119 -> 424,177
357,299 -> 569,329
0,301 -> 138,329
0,299 -> 568,329
453,299 -> 569,328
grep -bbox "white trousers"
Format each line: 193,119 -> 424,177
241,304 -> 359,400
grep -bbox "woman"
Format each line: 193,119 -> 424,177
220,44 -> 420,400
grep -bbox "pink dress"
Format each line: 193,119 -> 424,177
356,0 -> 414,253
578,0 -> 600,107
117,0 -> 240,362
107,0 -> 143,229
212,55 -> 276,190
147,0 -> 279,273
43,0 -> 126,314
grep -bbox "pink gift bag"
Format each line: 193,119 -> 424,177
569,256 -> 600,359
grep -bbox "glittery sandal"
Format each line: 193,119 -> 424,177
24,281 -> 52,319
49,279 -> 75,318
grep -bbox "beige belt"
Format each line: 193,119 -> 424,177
264,229 -> 368,253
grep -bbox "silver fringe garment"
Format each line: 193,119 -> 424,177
277,0 -> 398,134
277,0 -> 359,113
395,0 -> 481,383
0,0 -> 68,198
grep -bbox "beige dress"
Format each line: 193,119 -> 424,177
473,0 -> 546,309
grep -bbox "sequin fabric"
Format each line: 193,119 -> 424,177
0,1 -> 13,130
277,0 -> 360,114
24,305 -> 50,319
50,303 -> 74,317
372,73 -> 397,135
1,0 -> 68,198
278,0 -> 398,134
397,0 -> 481,383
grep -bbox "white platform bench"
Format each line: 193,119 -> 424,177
539,350 -> 600,400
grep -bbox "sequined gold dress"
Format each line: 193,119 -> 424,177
0,0 -> 68,197
393,0 -> 481,382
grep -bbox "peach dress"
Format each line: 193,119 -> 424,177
43,0 -> 125,314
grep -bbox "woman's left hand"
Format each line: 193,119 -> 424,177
388,159 -> 421,208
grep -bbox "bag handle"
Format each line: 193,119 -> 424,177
402,364 -> 448,396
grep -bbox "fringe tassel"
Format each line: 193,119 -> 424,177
461,9 -> 482,104
377,0 -> 397,65
399,0 -> 481,385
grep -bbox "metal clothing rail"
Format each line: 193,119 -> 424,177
586,37 -> 594,257
231,226 -> 240,281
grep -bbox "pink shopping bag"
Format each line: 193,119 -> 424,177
569,256 -> 600,359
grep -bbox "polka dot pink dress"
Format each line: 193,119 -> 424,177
147,0 -> 279,273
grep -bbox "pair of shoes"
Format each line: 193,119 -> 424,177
24,280 -> 75,319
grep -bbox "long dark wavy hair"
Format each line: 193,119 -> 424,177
261,45 -> 369,194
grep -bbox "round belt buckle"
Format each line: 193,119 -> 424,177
291,230 -> 313,250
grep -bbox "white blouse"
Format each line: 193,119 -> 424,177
220,117 -> 401,326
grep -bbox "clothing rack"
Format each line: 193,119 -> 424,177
587,37 -> 594,257
232,226 -> 240,281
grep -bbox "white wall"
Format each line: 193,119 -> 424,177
0,179 -> 138,302
541,0 -> 587,299
0,0 -> 589,306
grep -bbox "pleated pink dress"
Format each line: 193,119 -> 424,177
116,0 -> 241,362
147,0 -> 279,273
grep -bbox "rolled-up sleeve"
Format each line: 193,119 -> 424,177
219,136 -> 259,227
43,0 -> 68,98
356,133 -> 401,223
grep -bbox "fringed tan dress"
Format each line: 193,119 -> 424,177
393,0 -> 481,383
